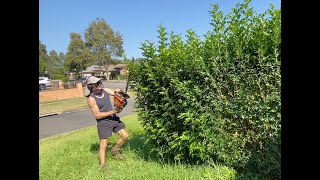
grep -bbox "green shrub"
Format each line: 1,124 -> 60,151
128,0 -> 280,179
117,74 -> 129,80
52,74 -> 69,83
110,72 -> 116,80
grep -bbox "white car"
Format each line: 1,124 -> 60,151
39,77 -> 51,90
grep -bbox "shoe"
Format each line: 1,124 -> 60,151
100,163 -> 107,171
111,147 -> 125,160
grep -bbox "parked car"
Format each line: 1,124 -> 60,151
39,77 -> 51,91
77,77 -> 90,85
68,76 -> 90,87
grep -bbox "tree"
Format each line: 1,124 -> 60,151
39,40 -> 48,76
84,17 -> 124,80
58,52 -> 66,73
48,50 -> 60,79
66,33 -> 94,79
110,58 -> 124,64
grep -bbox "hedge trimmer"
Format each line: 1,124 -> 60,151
114,89 -> 130,113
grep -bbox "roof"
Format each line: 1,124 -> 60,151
82,65 -> 105,73
82,63 -> 127,73
114,65 -> 127,69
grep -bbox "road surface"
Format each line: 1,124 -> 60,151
39,99 -> 136,140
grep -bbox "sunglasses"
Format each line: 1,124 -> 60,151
92,80 -> 103,88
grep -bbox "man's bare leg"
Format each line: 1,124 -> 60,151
114,129 -> 128,149
111,129 -> 128,158
99,138 -> 108,168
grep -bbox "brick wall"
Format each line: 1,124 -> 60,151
39,83 -> 84,102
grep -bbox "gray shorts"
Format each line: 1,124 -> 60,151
97,119 -> 126,139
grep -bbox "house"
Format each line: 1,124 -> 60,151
82,63 -> 128,78
113,65 -> 128,75
82,65 -> 105,77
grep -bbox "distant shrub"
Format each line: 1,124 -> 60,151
117,74 -> 129,80
109,72 -> 116,80
53,74 -> 69,83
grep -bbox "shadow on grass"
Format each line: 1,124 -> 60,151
90,143 -> 99,152
124,132 -> 177,165
89,133 -> 164,162
89,132 -> 192,166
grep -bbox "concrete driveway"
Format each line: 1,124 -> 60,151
39,97 -> 136,140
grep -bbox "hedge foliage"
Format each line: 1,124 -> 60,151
127,0 -> 280,178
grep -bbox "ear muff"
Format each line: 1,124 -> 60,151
87,84 -> 93,91
86,76 -> 93,91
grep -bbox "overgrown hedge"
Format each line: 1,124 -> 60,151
128,0 -> 280,178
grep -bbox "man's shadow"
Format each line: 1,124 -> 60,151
89,132 -> 162,163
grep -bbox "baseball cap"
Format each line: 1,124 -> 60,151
84,76 -> 103,96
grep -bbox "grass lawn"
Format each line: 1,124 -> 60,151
40,113 -> 236,180
39,97 -> 88,115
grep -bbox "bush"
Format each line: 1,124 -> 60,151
128,0 -> 280,179
116,74 -> 129,80
52,74 -> 69,83
110,72 -> 116,80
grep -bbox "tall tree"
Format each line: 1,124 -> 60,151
110,58 -> 124,65
58,52 -> 66,74
84,17 -> 124,80
66,33 -> 94,79
58,52 -> 66,66
48,50 -> 61,78
39,40 -> 48,76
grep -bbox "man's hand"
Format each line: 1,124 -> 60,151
114,88 -> 121,94
114,107 -> 121,113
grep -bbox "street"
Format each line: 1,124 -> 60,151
102,81 -> 128,90
39,99 -> 136,140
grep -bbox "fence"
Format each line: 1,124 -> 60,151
39,83 -> 85,102
49,80 -> 85,90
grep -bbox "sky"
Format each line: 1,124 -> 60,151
39,0 -> 280,59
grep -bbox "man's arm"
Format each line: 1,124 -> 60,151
87,96 -> 118,119
104,88 -> 121,96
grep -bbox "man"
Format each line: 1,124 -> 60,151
84,76 -> 128,169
